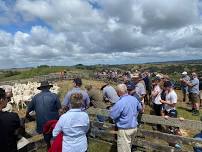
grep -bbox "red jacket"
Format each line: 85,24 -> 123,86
43,120 -> 62,152
48,132 -> 63,152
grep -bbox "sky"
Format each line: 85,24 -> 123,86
0,0 -> 202,68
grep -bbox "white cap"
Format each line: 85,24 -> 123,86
131,73 -> 139,78
182,71 -> 187,75
156,74 -> 163,79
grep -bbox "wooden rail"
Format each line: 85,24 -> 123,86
21,108 -> 202,151
87,108 -> 202,130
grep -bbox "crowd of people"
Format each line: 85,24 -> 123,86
0,70 -> 202,152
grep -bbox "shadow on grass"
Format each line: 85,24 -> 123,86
177,106 -> 192,112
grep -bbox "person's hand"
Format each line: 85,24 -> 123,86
164,116 -> 169,119
160,100 -> 166,104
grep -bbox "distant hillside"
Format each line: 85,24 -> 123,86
146,59 -> 202,64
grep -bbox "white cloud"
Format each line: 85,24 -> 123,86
0,0 -> 201,68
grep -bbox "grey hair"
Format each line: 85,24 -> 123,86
116,84 -> 128,94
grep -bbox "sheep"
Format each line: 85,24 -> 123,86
10,81 -> 60,111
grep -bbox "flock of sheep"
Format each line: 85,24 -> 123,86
1,81 -> 60,112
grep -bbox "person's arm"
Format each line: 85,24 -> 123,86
13,113 -> 23,140
160,92 -> 177,107
25,97 -> 35,118
183,79 -> 197,87
52,117 -> 63,138
55,95 -> 63,115
151,87 -> 159,97
62,93 -> 71,111
109,102 -> 123,121
137,101 -> 143,112
139,84 -> 146,100
85,93 -> 91,109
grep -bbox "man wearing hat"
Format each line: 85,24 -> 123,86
180,71 -> 190,102
26,81 -> 61,148
182,72 -> 200,116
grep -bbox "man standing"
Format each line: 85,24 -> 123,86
63,78 -> 90,110
180,71 -> 190,102
131,73 -> 146,112
26,81 -> 61,148
0,88 -> 21,152
182,73 -> 200,116
110,84 -> 142,152
143,72 -> 152,105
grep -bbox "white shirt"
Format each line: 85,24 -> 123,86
164,90 -> 177,112
152,85 -> 162,105
53,109 -> 90,152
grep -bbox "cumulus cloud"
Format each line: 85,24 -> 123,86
0,0 -> 201,68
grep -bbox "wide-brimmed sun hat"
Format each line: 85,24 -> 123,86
37,81 -> 53,90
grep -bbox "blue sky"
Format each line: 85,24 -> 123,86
0,0 -> 202,68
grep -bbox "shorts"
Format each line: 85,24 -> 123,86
189,93 -> 199,103
200,91 -> 202,100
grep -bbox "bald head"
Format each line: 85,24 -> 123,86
116,84 -> 128,96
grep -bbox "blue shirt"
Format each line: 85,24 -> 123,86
110,94 -> 142,129
28,90 -> 61,133
189,78 -> 200,94
63,87 -> 90,110
103,85 -> 120,103
53,109 -> 90,152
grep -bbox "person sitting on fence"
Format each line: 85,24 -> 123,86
53,93 -> 90,152
110,84 -> 142,152
62,78 -> 90,111
0,88 -> 21,152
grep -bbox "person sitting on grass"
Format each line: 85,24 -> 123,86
53,93 -> 90,152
